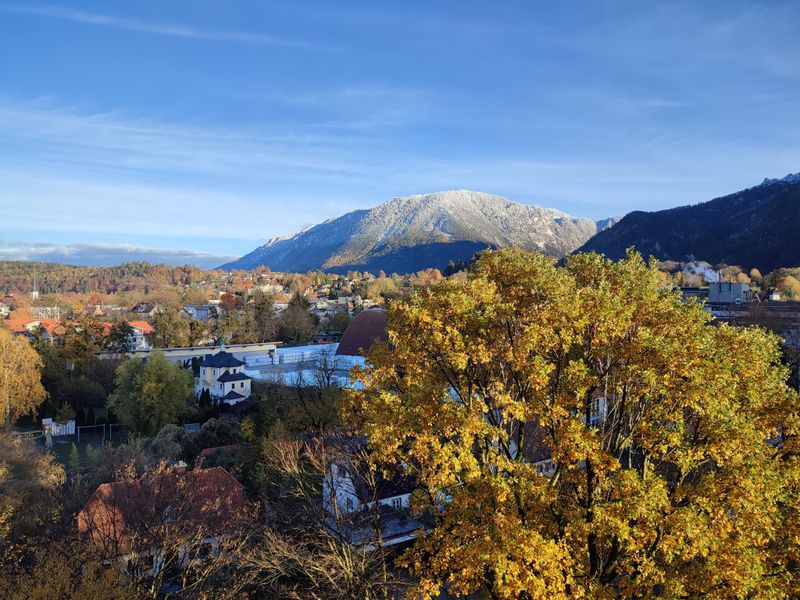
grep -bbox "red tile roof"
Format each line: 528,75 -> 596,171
2,318 -> 28,333
2,318 -> 66,336
77,467 -> 247,556
128,320 -> 155,335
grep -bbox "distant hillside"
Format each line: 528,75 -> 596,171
0,261 -> 210,295
221,190 -> 605,273
577,174 -> 800,272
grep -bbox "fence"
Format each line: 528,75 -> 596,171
76,422 -> 125,443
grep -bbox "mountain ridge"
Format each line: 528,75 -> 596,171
576,173 -> 800,272
221,190 -> 608,273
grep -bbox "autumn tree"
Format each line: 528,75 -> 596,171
280,301 -> 316,343
108,350 -> 193,436
0,538 -> 139,600
778,274 -> 800,299
351,248 -> 800,599
0,328 -> 48,425
326,312 -> 350,335
0,432 -> 65,565
213,310 -> 252,344
188,319 -> 210,346
232,438 -> 399,599
61,316 -> 105,371
220,291 -> 244,312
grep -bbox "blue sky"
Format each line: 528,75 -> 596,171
0,1 -> 798,267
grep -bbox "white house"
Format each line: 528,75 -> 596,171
322,444 -> 422,549
127,321 -> 154,351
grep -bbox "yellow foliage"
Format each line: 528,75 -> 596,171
349,248 -> 800,598
0,328 -> 47,425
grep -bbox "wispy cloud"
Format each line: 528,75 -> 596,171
0,240 -> 236,269
0,4 -> 328,49
0,97 -> 372,179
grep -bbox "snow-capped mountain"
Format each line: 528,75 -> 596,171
220,190 -> 603,273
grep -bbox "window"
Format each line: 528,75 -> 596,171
240,383 -> 244,388
391,497 -> 402,510
590,396 -> 606,425
345,498 -> 354,511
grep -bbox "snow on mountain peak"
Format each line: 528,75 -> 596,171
221,189 -> 599,272
760,172 -> 800,187
263,223 -> 316,248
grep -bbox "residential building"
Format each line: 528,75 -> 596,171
183,304 -> 219,322
131,302 -> 159,318
196,344 -> 253,405
322,440 -> 422,549
31,305 -> 61,320
708,281 -> 751,304
77,467 -> 247,576
128,321 -> 155,351
2,318 -> 65,340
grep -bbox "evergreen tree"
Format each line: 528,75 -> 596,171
106,322 -> 135,354
67,443 -> 81,471
252,289 -> 276,342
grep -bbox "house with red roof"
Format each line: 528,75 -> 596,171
2,317 -> 66,339
77,466 -> 248,576
128,321 -> 154,350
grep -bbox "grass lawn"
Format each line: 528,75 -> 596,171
46,427 -> 129,468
